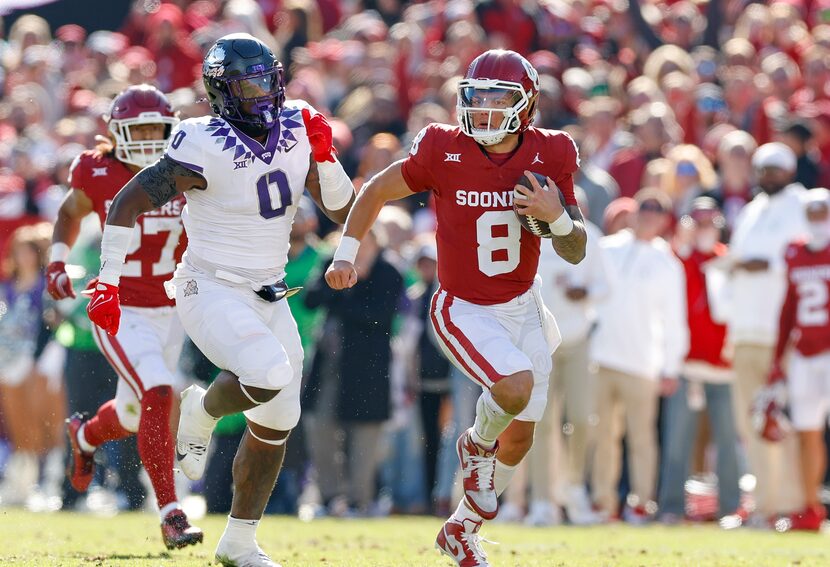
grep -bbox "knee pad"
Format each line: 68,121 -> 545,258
245,396 -> 301,432
239,382 -> 280,404
237,340 -> 293,390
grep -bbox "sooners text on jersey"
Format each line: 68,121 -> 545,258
782,241 -> 830,357
69,151 -> 186,307
401,123 -> 579,305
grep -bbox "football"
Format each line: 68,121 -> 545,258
513,171 -> 564,238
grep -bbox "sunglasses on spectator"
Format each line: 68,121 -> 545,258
676,161 -> 698,176
639,200 -> 667,213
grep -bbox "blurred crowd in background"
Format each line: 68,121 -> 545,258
2,0 -> 830,529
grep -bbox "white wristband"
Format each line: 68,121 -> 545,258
318,157 -> 354,211
49,242 -> 70,263
98,224 -> 135,286
333,235 -> 360,264
549,210 -> 575,236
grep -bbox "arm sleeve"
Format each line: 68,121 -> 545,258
550,132 -> 580,206
773,269 -> 797,366
400,125 -> 438,195
164,120 -> 205,175
661,254 -> 690,378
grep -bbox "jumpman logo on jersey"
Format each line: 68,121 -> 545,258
92,167 -> 108,177
531,153 -> 544,165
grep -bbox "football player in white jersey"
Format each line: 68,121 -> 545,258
85,33 -> 356,567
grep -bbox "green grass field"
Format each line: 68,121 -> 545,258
2,509 -> 828,566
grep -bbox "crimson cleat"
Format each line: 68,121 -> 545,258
66,413 -> 95,492
161,509 -> 204,550
457,428 -> 498,520
435,517 -> 490,567
782,505 -> 827,532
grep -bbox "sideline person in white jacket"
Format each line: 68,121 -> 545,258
526,189 -> 610,526
721,142 -> 809,519
590,189 -> 689,523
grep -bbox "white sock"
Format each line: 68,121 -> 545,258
196,391 -> 220,429
222,515 -> 259,547
494,459 -> 518,496
451,499 -> 483,525
472,390 -> 515,449
159,501 -> 181,521
77,423 -> 96,454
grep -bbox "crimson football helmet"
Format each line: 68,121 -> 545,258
457,49 -> 540,146
107,84 -> 178,168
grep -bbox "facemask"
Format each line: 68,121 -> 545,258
695,229 -> 719,252
807,220 -> 830,250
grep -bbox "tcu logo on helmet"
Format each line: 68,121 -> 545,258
204,66 -> 225,78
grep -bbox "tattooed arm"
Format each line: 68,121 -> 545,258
552,205 -> 587,265
106,156 -> 207,227
514,171 -> 587,265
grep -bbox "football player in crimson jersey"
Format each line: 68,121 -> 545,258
46,84 -> 202,549
764,188 -> 830,531
85,34 -> 355,567
327,49 -> 586,567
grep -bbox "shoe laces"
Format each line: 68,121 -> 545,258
180,440 -> 207,456
465,453 -> 496,492
246,546 -> 277,566
460,531 -> 496,563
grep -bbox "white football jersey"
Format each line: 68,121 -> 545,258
165,100 -> 313,281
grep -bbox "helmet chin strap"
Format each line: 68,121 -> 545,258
472,130 -> 507,146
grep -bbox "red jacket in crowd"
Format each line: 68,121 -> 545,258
679,243 -> 730,369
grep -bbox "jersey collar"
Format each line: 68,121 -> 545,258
226,121 -> 281,165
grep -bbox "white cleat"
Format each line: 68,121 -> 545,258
524,500 -> 562,527
176,385 -> 217,481
435,517 -> 492,567
215,541 -> 282,567
565,485 -> 602,525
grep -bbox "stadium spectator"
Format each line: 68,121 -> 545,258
404,238 -> 451,513
0,223 -> 64,508
778,118 -> 822,189
304,228 -> 404,515
661,144 -> 719,216
608,102 -> 681,199
706,130 -> 758,236
591,189 -> 689,523
530,189 -> 609,525
722,142 -> 809,520
658,198 -> 741,524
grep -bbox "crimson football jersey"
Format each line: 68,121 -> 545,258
401,123 -> 579,305
774,241 -> 830,362
69,151 -> 186,307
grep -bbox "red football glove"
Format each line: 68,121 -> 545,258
301,108 -> 337,163
751,382 -> 790,443
46,261 -> 76,299
87,282 -> 121,336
